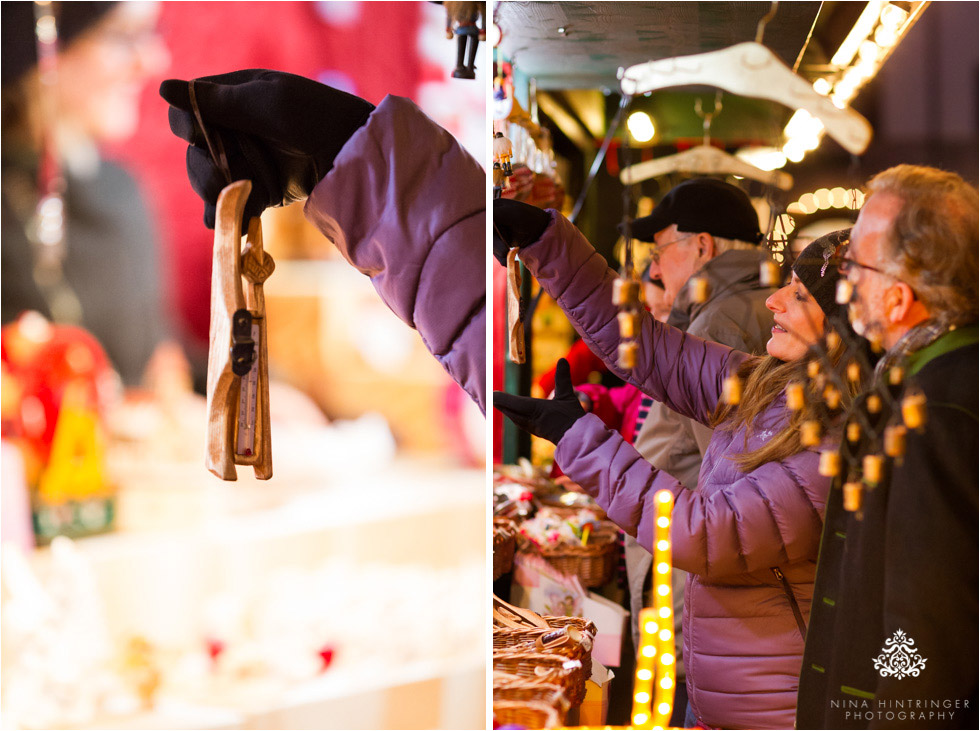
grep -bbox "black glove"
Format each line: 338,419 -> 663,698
493,197 -> 552,265
160,69 -> 375,228
493,358 -> 586,444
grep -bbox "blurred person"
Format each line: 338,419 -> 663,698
159,69 -> 485,411
797,166 -> 978,730
494,196 -> 857,728
1,1 -> 175,386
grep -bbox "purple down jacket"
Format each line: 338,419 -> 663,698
303,96 -> 486,412
520,212 -> 831,730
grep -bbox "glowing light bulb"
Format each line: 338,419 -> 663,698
657,562 -> 670,574
642,646 -> 656,658
813,78 -> 832,95
637,669 -> 653,681
627,112 -> 656,143
659,629 -> 672,641
661,653 -> 675,665
657,517 -> 669,528
657,539 -> 669,551
657,585 -> 669,596
635,691 -> 651,704
659,607 -> 671,618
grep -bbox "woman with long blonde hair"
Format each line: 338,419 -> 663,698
494,200 -> 855,730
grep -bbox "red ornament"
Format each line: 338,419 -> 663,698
318,645 -> 335,672
206,638 -> 225,663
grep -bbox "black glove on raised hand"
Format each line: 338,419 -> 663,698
493,197 -> 552,265
160,69 -> 375,228
493,358 -> 586,445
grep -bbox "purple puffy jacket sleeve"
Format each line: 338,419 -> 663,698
519,212 -> 748,425
304,96 -> 485,412
556,414 -> 827,580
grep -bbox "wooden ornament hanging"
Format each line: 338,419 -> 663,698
901,392 -> 927,429
786,381 -> 805,411
722,374 -> 742,405
205,181 -> 274,480
843,481 -> 863,512
884,424 -> 907,457
759,259 -> 781,288
818,450 -> 841,477
506,247 -> 526,364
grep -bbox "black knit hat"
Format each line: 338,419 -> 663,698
792,228 -> 851,320
2,2 -> 117,87
624,178 -> 764,244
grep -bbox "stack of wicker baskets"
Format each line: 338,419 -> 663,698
492,597 -> 597,728
493,517 -> 518,581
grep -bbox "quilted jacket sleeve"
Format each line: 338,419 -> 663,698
519,212 -> 750,426
304,95 -> 486,412
555,413 -> 828,580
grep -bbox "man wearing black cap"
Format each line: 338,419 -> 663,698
623,178 -> 777,703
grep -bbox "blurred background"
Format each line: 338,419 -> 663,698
1,2 -> 486,729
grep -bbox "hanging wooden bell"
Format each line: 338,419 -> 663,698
823,385 -> 842,410
843,481 -> 863,512
612,277 -> 640,306
690,276 -> 710,303
884,424 -> 907,457
801,419 -> 821,447
759,260 -> 781,288
901,392 -> 927,429
862,454 -> 884,485
618,340 -> 638,369
722,374 -> 742,405
847,421 -> 861,443
818,450 -> 841,477
618,310 -> 641,339
786,381 -> 805,411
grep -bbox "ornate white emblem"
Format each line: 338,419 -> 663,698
873,629 -> 927,679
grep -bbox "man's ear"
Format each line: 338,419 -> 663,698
698,233 -> 716,259
886,280 -> 917,324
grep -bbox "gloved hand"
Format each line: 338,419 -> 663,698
493,197 -> 552,265
160,69 -> 375,228
493,358 -> 586,445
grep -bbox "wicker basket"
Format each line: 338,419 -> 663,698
493,621 -> 595,680
536,497 -> 607,521
493,699 -> 562,729
493,517 -> 518,581
493,676 -> 570,724
492,651 -> 587,707
523,525 -> 620,588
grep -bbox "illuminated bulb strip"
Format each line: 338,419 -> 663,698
631,489 -> 675,730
